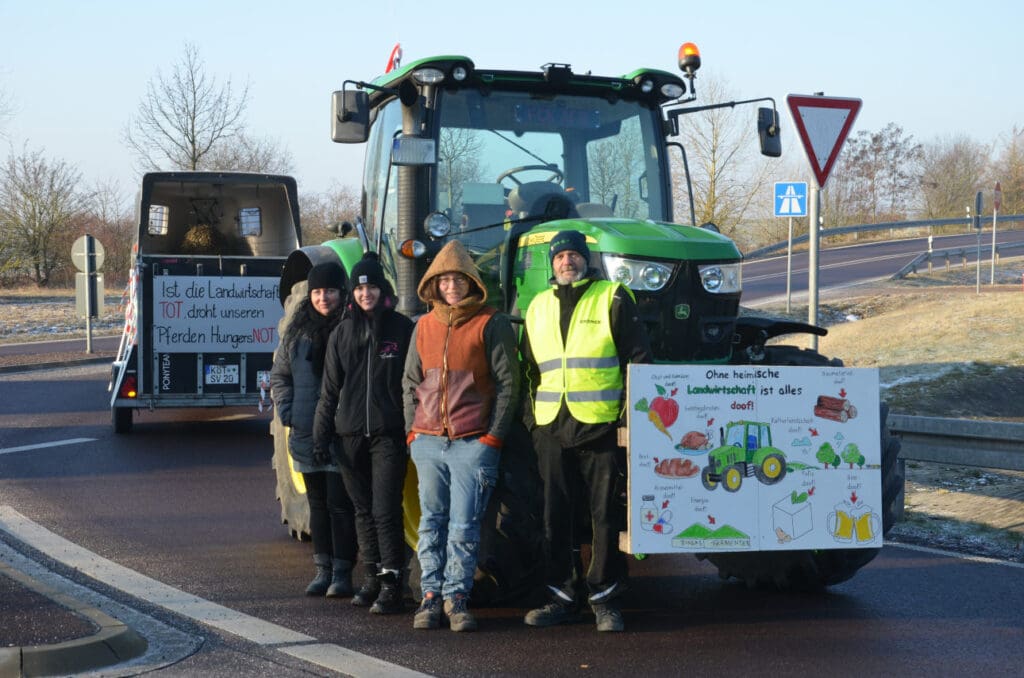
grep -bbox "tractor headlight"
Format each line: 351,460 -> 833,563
602,255 -> 674,292
424,212 -> 451,239
698,263 -> 742,294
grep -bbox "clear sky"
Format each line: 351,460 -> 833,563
2,0 -> 1021,203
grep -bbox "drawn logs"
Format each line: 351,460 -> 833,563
814,395 -> 857,423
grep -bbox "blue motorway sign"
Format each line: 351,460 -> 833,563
774,181 -> 808,217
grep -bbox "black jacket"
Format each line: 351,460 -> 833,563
313,303 -> 414,445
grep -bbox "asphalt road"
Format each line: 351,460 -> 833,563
741,228 -> 1024,303
1,363 -> 1023,676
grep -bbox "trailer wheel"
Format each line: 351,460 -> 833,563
112,407 -> 133,434
271,419 -> 310,541
702,345 -> 904,589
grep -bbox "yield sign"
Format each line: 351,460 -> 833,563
786,95 -> 862,188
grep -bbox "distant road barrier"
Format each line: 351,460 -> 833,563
888,414 -> 1024,471
745,214 -> 1024,260
889,241 -> 1024,279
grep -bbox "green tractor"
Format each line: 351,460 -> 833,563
272,43 -> 903,596
700,420 -> 788,492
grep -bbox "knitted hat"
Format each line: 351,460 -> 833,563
306,262 -> 345,291
350,252 -> 386,288
548,230 -> 590,265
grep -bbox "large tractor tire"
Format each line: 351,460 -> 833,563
272,417 -> 311,541
700,345 -> 905,590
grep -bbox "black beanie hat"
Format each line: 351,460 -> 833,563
307,262 -> 345,291
350,252 -> 386,289
549,230 -> 591,265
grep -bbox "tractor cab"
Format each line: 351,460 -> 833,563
329,46 -> 782,363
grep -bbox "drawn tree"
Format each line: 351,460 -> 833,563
841,442 -> 865,469
816,442 -> 840,469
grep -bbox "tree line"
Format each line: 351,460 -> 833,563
1,52 -> 1020,288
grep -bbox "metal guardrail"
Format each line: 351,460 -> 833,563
889,241 -> 1024,279
745,214 -> 1024,259
888,414 -> 1024,471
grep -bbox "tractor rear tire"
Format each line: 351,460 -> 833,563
702,345 -> 904,589
272,418 -> 311,542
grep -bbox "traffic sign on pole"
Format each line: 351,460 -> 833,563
774,181 -> 808,217
786,95 -> 862,187
994,181 -> 1002,212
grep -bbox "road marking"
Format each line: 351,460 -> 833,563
0,506 -> 432,677
886,540 -> 1024,570
0,438 -> 96,456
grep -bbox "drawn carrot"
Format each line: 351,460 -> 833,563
634,397 -> 672,439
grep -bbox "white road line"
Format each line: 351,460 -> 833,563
0,438 -> 96,455
0,506 -> 432,677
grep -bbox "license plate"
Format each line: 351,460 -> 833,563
205,364 -> 239,385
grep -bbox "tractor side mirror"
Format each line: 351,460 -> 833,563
757,107 -> 781,158
332,89 -> 370,143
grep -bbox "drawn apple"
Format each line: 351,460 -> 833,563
650,386 -> 679,428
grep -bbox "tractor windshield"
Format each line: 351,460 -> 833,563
433,88 -> 669,255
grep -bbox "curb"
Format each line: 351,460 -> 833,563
0,560 -> 147,677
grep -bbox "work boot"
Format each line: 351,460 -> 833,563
325,559 -> 353,598
524,600 -> 579,627
444,593 -> 477,632
370,571 -> 404,614
305,554 -> 332,596
592,602 -> 624,632
351,563 -> 380,607
413,591 -> 443,630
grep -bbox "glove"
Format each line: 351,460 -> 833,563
312,445 -> 332,467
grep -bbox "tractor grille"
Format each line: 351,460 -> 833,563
634,261 -> 739,362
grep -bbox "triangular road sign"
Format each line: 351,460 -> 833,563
786,95 -> 862,188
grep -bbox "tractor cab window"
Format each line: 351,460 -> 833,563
363,98 -> 404,250
434,88 -> 668,260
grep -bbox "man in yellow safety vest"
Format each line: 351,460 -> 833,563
520,229 -> 652,632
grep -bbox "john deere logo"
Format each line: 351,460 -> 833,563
674,304 -> 690,320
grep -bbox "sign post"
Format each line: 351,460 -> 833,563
991,181 -> 1002,285
974,191 -> 983,294
72,234 -> 105,353
774,181 -> 808,313
787,95 -> 862,349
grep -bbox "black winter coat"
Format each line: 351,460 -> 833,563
313,305 -> 414,445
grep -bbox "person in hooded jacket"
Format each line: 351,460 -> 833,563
271,262 -> 358,598
313,253 -> 414,615
402,240 -> 520,632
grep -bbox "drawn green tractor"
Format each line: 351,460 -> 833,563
701,420 -> 787,492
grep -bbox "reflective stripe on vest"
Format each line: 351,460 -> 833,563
527,280 -> 623,425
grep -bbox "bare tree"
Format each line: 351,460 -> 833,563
670,76 -> 778,238
917,134 -> 989,220
123,43 -> 249,171
437,128 -> 483,213
84,179 -> 134,287
829,123 -> 922,224
298,182 -> 361,246
201,132 -> 294,174
988,126 -> 1024,216
0,145 -> 89,285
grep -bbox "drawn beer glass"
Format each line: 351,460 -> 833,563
853,505 -> 881,544
827,503 -> 855,543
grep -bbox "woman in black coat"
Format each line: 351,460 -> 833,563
314,253 -> 414,614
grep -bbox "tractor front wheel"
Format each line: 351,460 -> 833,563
722,464 -> 744,492
701,466 -> 719,491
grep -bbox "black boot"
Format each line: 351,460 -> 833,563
370,571 -> 404,614
351,563 -> 380,607
325,559 -> 353,598
305,554 -> 332,596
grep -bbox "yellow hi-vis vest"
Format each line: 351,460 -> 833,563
527,280 -> 625,425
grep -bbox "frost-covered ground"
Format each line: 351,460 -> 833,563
0,296 -> 123,343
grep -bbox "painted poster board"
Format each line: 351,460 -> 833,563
624,365 -> 882,555
151,276 -> 282,353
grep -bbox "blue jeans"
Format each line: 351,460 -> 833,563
410,434 -> 499,600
